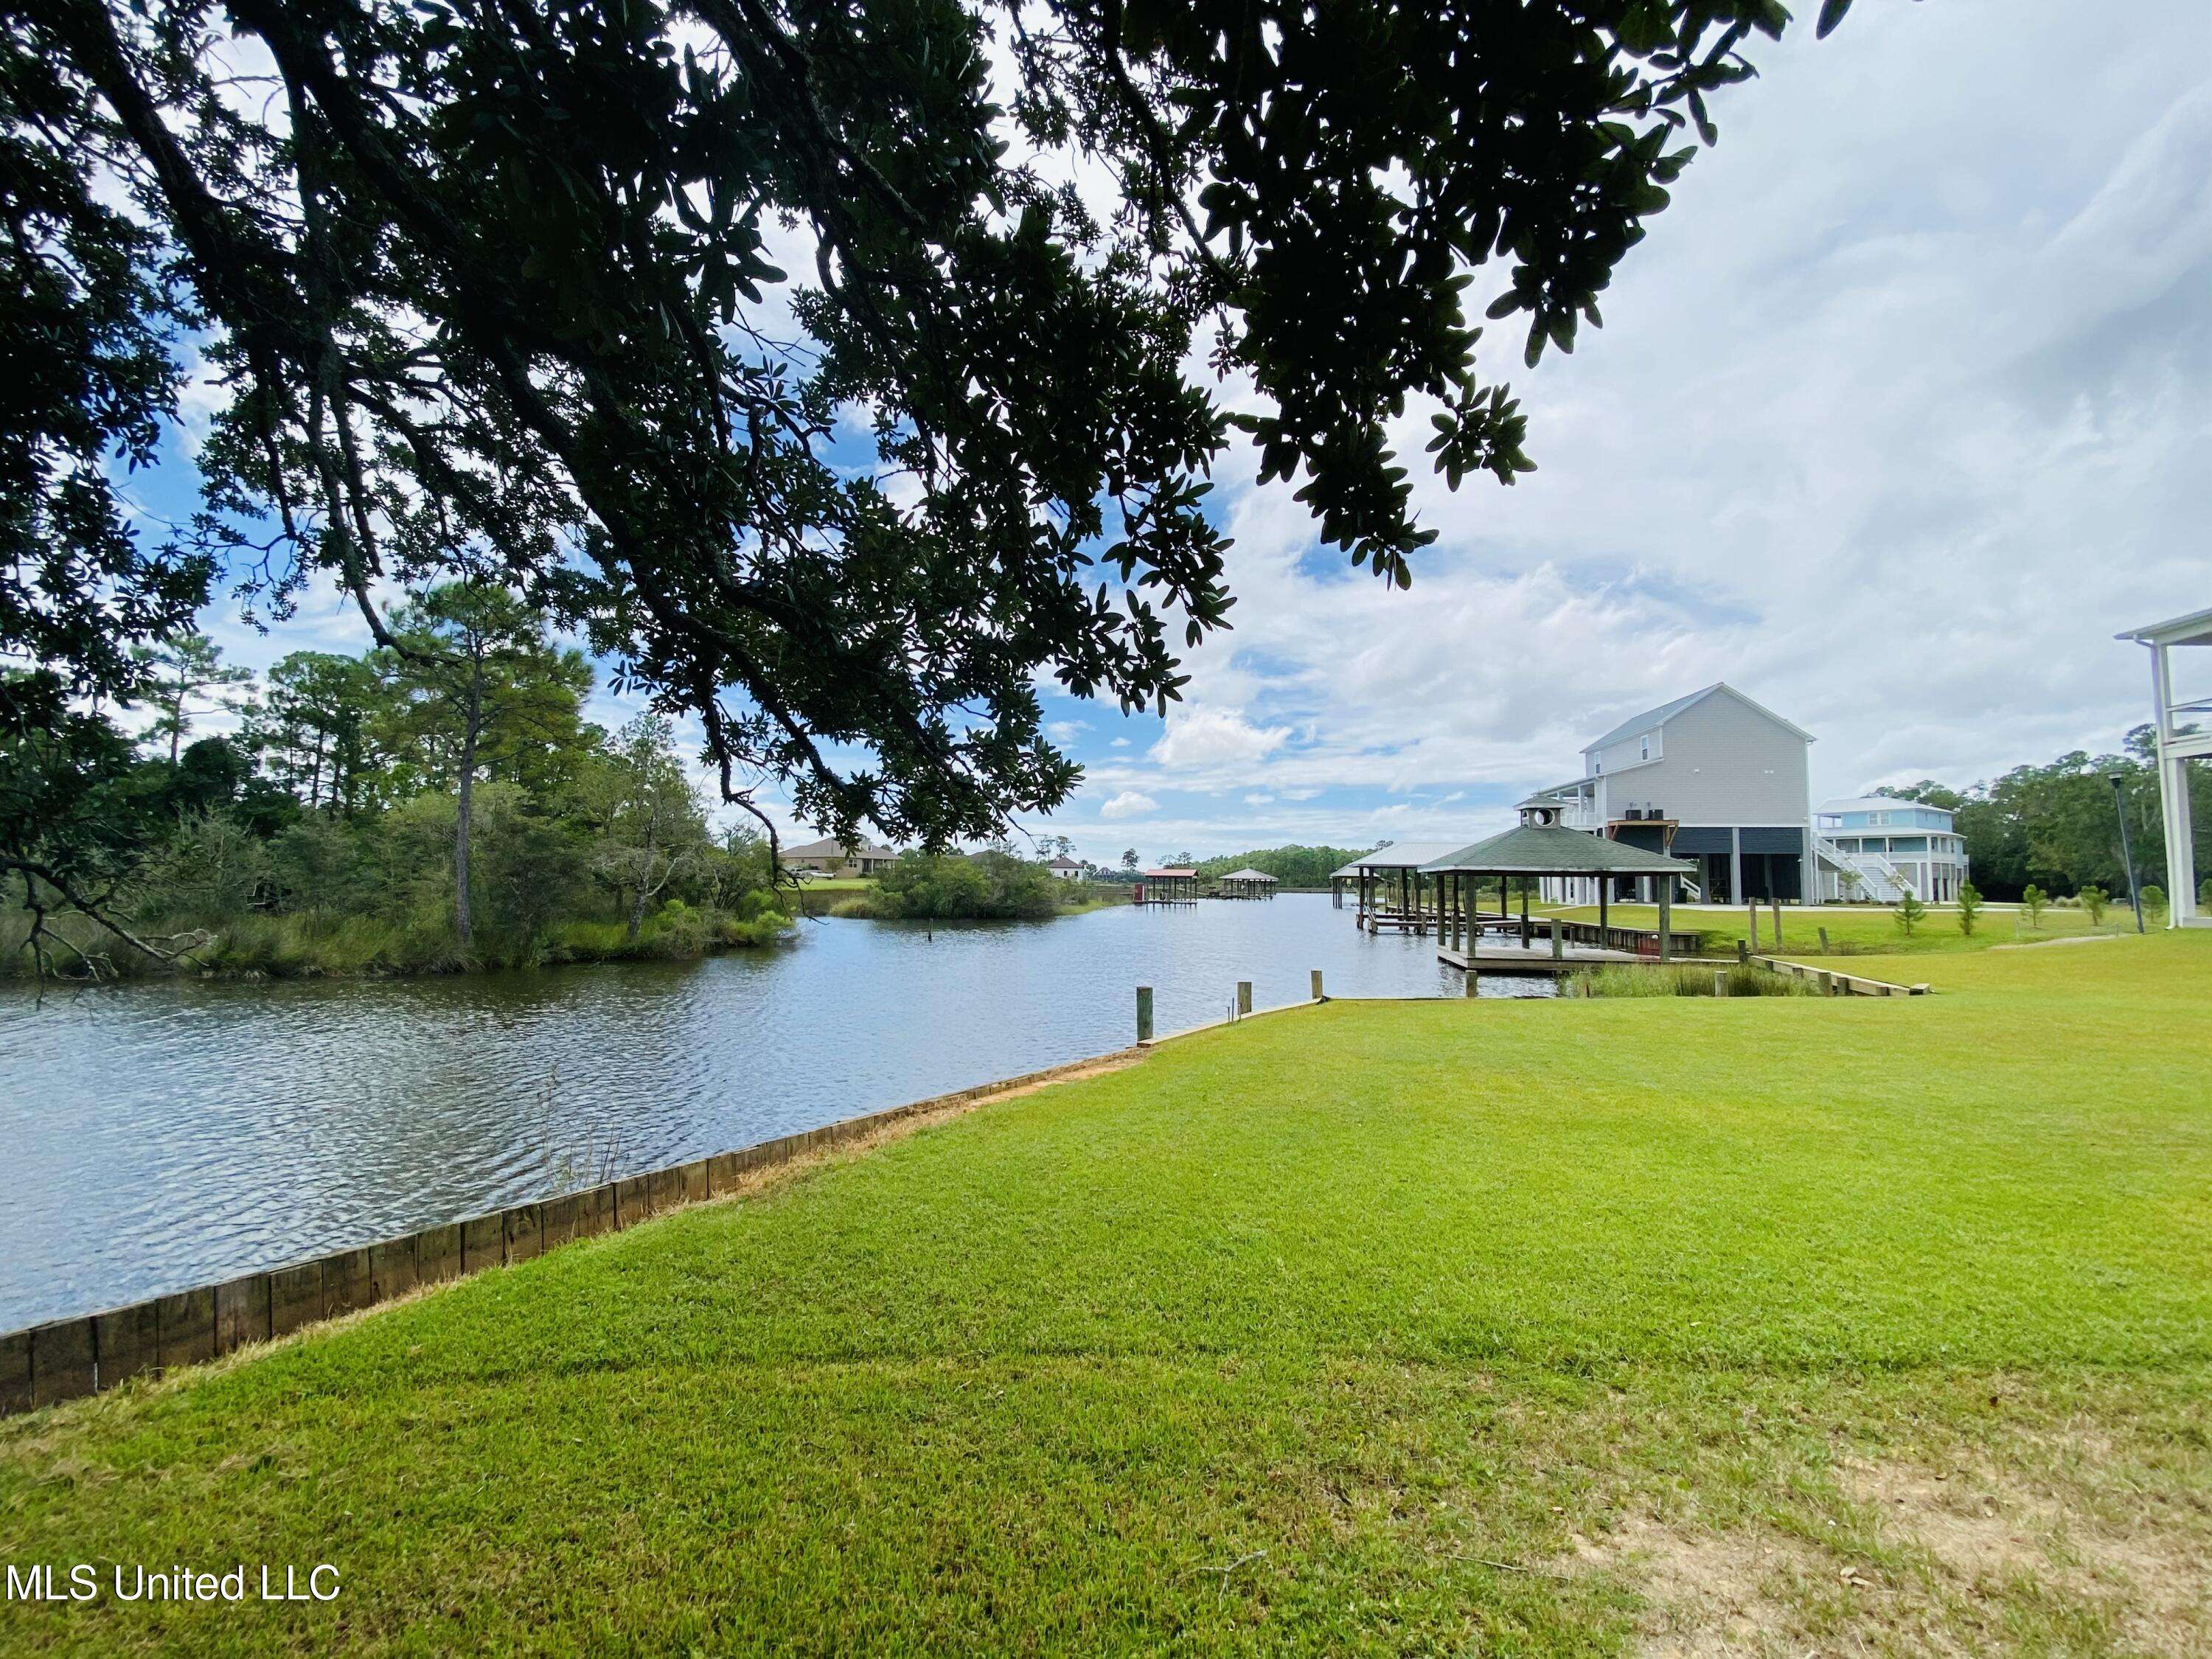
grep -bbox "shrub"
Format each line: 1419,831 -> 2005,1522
2020,884 -> 2048,929
1955,880 -> 1981,936
2077,883 -> 2108,924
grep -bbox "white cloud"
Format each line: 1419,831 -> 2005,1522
1098,790 -> 1158,820
1147,705 -> 1291,771
1243,792 -> 1275,805
1109,737 -> 1131,748
1046,718 -> 1086,744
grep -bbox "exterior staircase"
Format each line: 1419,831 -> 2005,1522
1815,835 -> 1913,902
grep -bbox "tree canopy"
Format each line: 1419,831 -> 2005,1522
9,0 -> 1846,916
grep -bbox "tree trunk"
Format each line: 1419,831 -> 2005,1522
624,824 -> 658,944
167,684 -> 184,768
454,671 -> 481,951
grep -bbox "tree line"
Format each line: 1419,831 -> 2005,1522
3,585 -> 790,980
1878,726 -> 2210,904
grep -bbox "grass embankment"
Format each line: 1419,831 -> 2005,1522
4,934 -> 2208,1652
0,902 -> 792,981
1548,900 -> 2124,957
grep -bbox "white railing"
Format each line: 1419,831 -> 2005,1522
1815,835 -> 1913,902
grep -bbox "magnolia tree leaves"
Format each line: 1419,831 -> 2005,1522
7,0 -> 1822,864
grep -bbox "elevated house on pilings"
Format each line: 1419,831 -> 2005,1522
1517,684 -> 1823,907
1421,802 -> 1702,970
1327,843 -> 1468,934
1217,868 -> 1279,899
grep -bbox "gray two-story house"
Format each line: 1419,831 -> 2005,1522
1526,684 -> 1815,905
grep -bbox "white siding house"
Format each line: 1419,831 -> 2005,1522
1529,684 -> 1817,905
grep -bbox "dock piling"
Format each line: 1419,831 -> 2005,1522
1818,925 -> 1830,955
1736,939 -> 1750,965
1310,969 -> 1324,1001
1714,970 -> 1728,997
1463,967 -> 1479,998
1136,985 -> 1153,1043
1237,981 -> 1253,1018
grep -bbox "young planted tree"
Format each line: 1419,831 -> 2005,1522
131,635 -> 256,768
2077,883 -> 2108,925
373,585 -> 591,950
10,0 -> 1843,947
587,717 -> 712,943
1955,879 -> 1981,936
2020,884 -> 2048,930
1893,885 -> 1926,937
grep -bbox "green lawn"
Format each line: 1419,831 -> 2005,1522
1547,899 -> 2126,956
4,933 -> 2207,1652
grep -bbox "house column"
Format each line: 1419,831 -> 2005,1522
1728,827 -> 1743,909
2152,641 -> 2200,926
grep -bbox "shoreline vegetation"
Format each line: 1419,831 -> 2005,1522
823,850 -> 1117,922
4,931 -> 2204,1651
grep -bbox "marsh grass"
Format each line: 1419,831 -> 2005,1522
1571,961 -> 1815,997
0,900 -> 792,982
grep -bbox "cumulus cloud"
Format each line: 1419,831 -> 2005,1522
1099,790 -> 1158,820
1147,706 -> 1291,771
1037,1 -> 2210,865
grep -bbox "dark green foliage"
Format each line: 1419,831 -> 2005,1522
2076,884 -> 2107,925
2020,884 -> 2047,930
1194,845 -> 1367,888
14,0 -> 1804,878
1893,887 -> 1925,936
1880,731 -> 2209,900
4,628 -> 787,979
850,849 -> 1068,920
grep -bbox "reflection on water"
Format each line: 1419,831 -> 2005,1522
1,895 -> 1546,1327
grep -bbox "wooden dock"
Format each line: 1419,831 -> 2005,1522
1436,941 -> 1644,975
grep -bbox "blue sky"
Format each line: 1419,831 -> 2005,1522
147,0 -> 2211,866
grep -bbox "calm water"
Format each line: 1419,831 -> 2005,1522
1,895 -> 1545,1329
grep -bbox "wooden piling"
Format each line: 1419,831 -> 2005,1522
1236,980 -> 1253,1018
1818,925 -> 1830,955
1714,970 -> 1728,997
1463,966 -> 1479,998
1747,901 -> 1759,952
1771,897 -> 1783,947
1136,984 -> 1154,1043
1310,969 -> 1324,1001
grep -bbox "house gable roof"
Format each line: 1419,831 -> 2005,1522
1579,682 -> 1814,754
783,835 -> 900,860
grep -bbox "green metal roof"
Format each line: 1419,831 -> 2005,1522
1419,825 -> 1695,877
1326,842 -> 1468,880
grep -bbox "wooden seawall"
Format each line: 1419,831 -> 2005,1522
1,1049 -> 1137,1417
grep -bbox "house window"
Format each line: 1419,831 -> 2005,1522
1639,735 -> 1651,760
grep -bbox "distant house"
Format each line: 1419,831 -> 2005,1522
782,836 -> 902,877
1814,798 -> 1969,903
1525,683 -> 1816,905
1044,855 -> 1085,882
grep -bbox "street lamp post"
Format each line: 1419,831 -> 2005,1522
2108,772 -> 2146,934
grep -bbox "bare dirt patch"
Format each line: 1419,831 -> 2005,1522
1570,1516 -> 1845,1657
1841,1456 -> 2209,1656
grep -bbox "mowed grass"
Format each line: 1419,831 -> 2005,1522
3,934 -> 2208,1653
1547,899 -> 2124,956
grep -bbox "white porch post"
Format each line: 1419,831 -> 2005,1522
2151,640 -> 2199,927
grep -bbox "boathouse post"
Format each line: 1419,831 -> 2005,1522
1135,985 -> 1153,1043
1658,875 -> 1674,961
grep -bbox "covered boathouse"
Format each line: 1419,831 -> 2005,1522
1420,802 -> 1700,971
